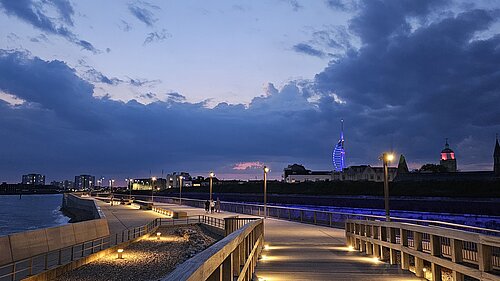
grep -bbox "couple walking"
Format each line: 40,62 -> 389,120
205,198 -> 221,213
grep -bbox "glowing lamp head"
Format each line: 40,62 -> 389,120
209,172 -> 215,177
263,166 -> 269,173
385,153 -> 394,162
263,244 -> 270,250
423,268 -> 427,272
156,232 -> 161,240
152,177 -> 156,181
117,248 -> 124,259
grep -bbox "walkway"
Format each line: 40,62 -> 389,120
95,199 -> 421,280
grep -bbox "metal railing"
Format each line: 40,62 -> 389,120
346,219 -> 500,281
0,215 -> 225,281
119,194 -> 500,236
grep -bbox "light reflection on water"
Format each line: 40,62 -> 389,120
0,194 -> 70,236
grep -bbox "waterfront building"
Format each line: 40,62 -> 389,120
51,180 -> 74,190
166,172 -> 192,188
284,164 -> 332,183
21,174 -> 45,185
132,178 -> 167,191
333,165 -> 398,182
74,175 -> 95,190
332,120 -> 346,172
440,139 -> 457,172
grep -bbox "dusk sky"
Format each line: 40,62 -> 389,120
1,0 -> 499,184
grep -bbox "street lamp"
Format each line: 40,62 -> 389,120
151,177 -> 156,204
126,178 -> 133,200
209,172 -> 215,202
380,153 -> 394,221
110,179 -> 115,206
263,166 -> 269,219
179,176 -> 184,205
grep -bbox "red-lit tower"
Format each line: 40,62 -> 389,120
440,138 -> 457,172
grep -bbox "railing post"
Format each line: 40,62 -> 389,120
44,253 -> 49,270
222,253 -> 233,281
233,245 -> 241,278
12,263 -> 16,281
329,213 -> 332,227
388,227 -> 397,265
430,235 -> 442,281
451,238 -> 464,281
58,249 -> 62,265
478,243 -> 492,273
413,231 -> 423,278
400,228 -> 409,270
313,212 -> 317,224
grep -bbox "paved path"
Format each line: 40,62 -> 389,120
95,198 -> 421,280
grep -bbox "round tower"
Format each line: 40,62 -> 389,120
440,139 -> 457,172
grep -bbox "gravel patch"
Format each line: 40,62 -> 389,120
55,224 -> 219,281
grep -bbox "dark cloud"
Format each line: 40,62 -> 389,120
128,1 -> 159,27
1,0 -> 500,182
293,43 -> 325,58
0,0 -> 98,52
144,29 -> 171,44
312,1 -> 500,166
0,50 -> 327,181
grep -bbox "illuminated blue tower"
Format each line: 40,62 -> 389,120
332,120 -> 345,172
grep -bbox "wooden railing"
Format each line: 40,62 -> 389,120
345,219 -> 500,281
163,218 -> 264,281
123,194 -> 500,236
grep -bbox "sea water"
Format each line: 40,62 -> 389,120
0,194 -> 70,236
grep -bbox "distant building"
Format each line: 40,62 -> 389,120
440,139 -> 457,172
396,138 -> 499,182
332,155 -> 406,182
22,174 -> 45,185
284,164 -> 332,183
166,172 -> 192,188
332,120 -> 346,172
51,180 -> 74,190
74,175 -> 95,190
132,178 -> 167,191
333,165 -> 398,182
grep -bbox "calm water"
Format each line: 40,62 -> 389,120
0,194 -> 70,236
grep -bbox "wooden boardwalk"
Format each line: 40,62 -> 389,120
96,199 -> 421,280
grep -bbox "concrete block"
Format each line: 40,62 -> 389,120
10,228 -> 49,261
94,219 -> 110,237
73,220 -> 98,243
0,236 -> 13,265
46,224 -> 77,251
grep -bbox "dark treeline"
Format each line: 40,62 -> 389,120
153,180 -> 500,198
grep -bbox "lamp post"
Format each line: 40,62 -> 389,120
179,176 -> 183,205
209,172 -> 215,202
126,178 -> 133,200
380,153 -> 394,221
110,179 -> 115,206
263,166 -> 269,219
151,177 -> 156,204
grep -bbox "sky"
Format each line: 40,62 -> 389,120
0,0 -> 499,184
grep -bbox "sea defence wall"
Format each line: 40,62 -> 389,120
0,218 -> 109,267
62,193 -> 105,220
0,193 -> 109,280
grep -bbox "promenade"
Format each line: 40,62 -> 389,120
96,199 -> 421,280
